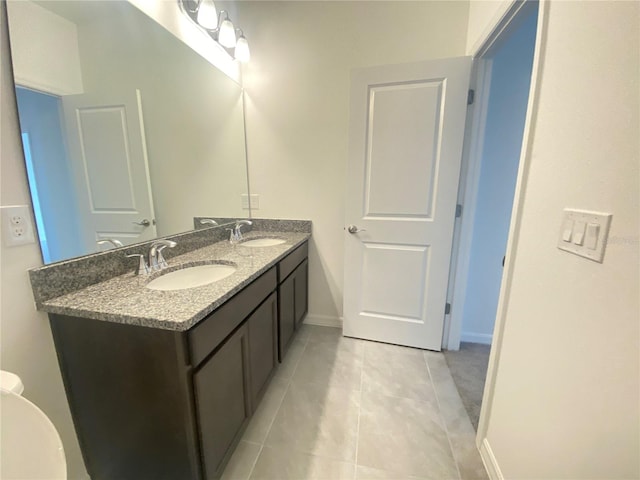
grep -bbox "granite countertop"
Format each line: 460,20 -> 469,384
39,231 -> 310,331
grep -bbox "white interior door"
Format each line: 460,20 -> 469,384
62,88 -> 157,252
343,57 -> 471,351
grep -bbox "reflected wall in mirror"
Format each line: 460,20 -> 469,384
7,0 -> 249,264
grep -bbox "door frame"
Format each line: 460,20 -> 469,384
444,0 -> 539,351
436,0 -> 545,470
442,0 -> 548,471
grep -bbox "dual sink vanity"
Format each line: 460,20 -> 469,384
29,220 -> 311,479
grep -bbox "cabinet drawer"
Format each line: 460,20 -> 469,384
188,267 -> 277,367
278,242 -> 308,282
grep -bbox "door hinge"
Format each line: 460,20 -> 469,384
455,204 -> 463,218
445,303 -> 451,315
467,89 -> 475,106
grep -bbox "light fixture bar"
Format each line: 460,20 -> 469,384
178,0 -> 249,63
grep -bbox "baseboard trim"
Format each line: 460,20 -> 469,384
461,331 -> 493,344
303,314 -> 342,328
479,438 -> 503,480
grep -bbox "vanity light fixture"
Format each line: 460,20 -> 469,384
178,0 -> 250,62
195,0 -> 217,29
234,30 -> 250,63
217,11 -> 236,48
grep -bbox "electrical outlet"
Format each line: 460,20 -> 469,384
1,205 -> 36,247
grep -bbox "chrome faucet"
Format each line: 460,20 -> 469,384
125,253 -> 151,275
199,218 -> 219,227
149,239 -> 177,271
227,220 -> 252,244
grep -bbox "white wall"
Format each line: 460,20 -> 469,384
466,0 -> 513,55
0,4 -> 88,479
74,4 -> 247,237
6,0 -> 83,95
235,1 -> 470,324
129,0 -> 240,82
461,8 -> 537,344
481,1 -> 639,478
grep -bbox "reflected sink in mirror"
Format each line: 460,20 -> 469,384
240,238 -> 287,247
146,263 -> 237,291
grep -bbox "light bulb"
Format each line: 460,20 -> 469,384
196,0 -> 218,29
235,35 -> 250,63
218,18 -> 236,48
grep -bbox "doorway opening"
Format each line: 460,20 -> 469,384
444,2 -> 539,430
15,86 -> 84,262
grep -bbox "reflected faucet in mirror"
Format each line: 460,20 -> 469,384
96,239 -> 123,250
200,219 -> 219,227
6,0 -> 250,265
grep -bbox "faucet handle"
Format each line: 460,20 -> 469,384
149,240 -> 177,271
126,253 -> 150,275
226,228 -> 238,244
233,220 -> 252,242
155,244 -> 172,269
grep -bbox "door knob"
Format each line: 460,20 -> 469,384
347,225 -> 366,234
132,219 -> 151,227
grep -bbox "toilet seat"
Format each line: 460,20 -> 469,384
0,389 -> 67,479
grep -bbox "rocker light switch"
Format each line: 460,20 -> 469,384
572,221 -> 586,245
585,223 -> 600,250
557,209 -> 612,263
561,219 -> 574,242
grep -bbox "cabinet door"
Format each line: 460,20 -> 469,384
294,259 -> 309,326
194,324 -> 250,479
248,292 -> 278,406
278,274 -> 296,361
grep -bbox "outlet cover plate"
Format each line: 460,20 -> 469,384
1,205 -> 36,247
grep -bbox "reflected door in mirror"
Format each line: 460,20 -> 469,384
62,88 -> 157,256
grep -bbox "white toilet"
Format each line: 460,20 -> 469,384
0,370 -> 67,479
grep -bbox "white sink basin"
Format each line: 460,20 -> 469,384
240,238 -> 286,247
147,264 -> 236,291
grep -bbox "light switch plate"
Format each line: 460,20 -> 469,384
241,194 -> 260,210
557,209 -> 612,263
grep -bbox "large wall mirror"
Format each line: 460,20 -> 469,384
6,0 -> 249,264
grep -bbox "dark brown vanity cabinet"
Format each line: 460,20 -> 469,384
277,243 -> 309,359
194,323 -> 251,479
48,241 -> 308,480
50,267 -> 279,480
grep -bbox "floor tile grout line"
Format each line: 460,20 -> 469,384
244,443 -> 264,480
280,328 -> 311,382
423,352 -> 462,480
353,333 -> 365,475
245,330 -> 312,479
256,441 -> 359,467
259,375 -> 292,446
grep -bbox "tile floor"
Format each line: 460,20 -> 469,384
221,325 -> 488,480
